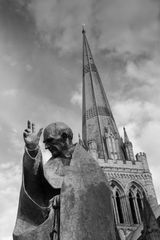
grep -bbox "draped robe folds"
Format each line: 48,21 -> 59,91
13,147 -> 64,240
13,144 -> 118,240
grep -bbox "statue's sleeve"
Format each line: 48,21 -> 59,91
13,148 -> 60,240
23,147 -> 47,206
23,148 -> 60,205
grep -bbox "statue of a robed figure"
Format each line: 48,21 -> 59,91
13,121 -> 118,240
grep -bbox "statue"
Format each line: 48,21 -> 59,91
13,121 -> 118,240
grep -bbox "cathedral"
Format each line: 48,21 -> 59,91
81,27 -> 160,239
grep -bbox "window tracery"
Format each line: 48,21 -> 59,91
110,181 -> 145,225
136,191 -> 143,219
127,182 -> 144,224
129,191 -> 138,224
110,181 -> 125,224
115,190 -> 124,223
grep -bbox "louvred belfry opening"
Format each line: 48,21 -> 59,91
82,27 -> 124,161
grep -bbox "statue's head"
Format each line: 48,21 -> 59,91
43,122 -> 73,158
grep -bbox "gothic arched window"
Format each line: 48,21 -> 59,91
129,191 -> 138,224
116,191 -> 124,224
136,192 -> 143,219
128,182 -> 145,224
110,181 -> 125,224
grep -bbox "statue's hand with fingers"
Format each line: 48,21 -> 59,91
23,120 -> 43,152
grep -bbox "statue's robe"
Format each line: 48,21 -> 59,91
13,148 -> 62,240
13,144 -> 118,240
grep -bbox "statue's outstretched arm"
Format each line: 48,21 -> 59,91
22,121 -> 60,206
13,122 -> 53,238
22,120 -> 47,206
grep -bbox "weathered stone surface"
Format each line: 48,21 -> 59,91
60,144 -> 117,240
13,149 -> 56,240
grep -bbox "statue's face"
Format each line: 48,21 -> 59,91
44,134 -> 68,158
43,122 -> 73,158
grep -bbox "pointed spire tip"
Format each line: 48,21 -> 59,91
82,24 -> 86,34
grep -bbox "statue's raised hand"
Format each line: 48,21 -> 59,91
23,120 -> 43,150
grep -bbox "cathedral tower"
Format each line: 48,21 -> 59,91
81,28 -> 159,239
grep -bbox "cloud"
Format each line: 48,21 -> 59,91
0,207 -> 18,240
70,84 -> 82,108
96,0 -> 160,53
0,163 -> 21,240
27,0 -> 160,56
29,0 -> 93,54
137,121 -> 160,166
114,100 -> 160,128
1,89 -> 18,97
126,59 -> 160,86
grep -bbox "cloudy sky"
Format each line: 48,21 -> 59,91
1,0 -> 160,239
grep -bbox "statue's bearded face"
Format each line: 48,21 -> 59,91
44,134 -> 69,158
43,122 -> 73,158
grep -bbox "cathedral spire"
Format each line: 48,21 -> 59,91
82,27 -> 104,158
82,29 -> 123,160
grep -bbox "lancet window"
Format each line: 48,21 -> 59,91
128,183 -> 144,224
110,181 -> 125,224
129,191 -> 138,224
115,191 -> 124,223
136,191 -> 143,219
